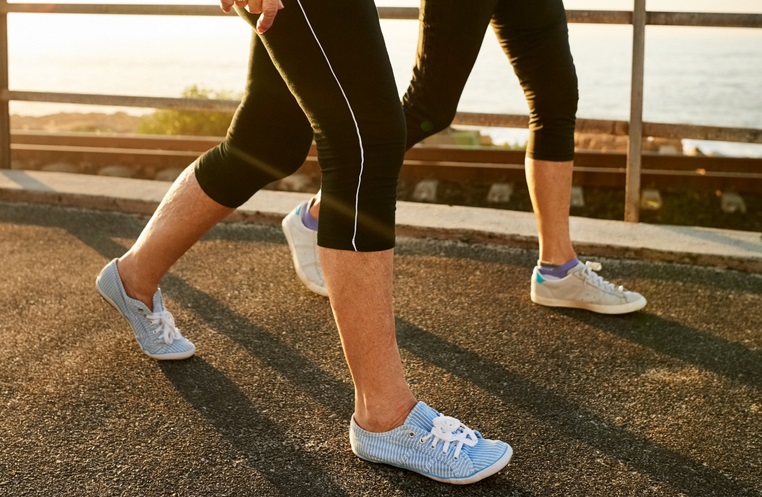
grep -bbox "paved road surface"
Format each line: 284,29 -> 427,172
1,201 -> 760,497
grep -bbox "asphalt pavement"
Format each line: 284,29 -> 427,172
0,191 -> 761,497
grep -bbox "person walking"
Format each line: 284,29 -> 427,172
281,0 -> 647,315
95,0 -> 512,484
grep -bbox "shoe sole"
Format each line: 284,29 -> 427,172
95,274 -> 196,361
353,444 -> 513,485
530,292 -> 647,315
281,216 -> 329,297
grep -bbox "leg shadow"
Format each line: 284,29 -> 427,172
159,357 -> 350,496
555,309 -> 762,392
395,318 -> 758,497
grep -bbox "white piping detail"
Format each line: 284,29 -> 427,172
295,0 -> 364,251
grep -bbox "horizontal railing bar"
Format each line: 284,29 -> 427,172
634,168 -> 762,179
567,11 -> 762,27
10,130 -> 222,151
644,122 -> 762,144
4,90 -> 239,112
1,3 -> 225,16
647,12 -> 762,28
11,130 -> 762,193
453,112 -> 632,136
6,90 -> 760,145
566,11 -> 631,24
2,4 -> 761,28
11,131 -> 762,171
11,143 -> 200,157
0,4 -> 420,18
570,166 -> 762,180
12,143 -> 762,187
449,113 -> 762,145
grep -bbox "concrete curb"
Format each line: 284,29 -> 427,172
2,169 -> 761,272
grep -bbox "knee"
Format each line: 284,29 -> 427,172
525,65 -> 578,162
403,92 -> 458,144
195,136 -> 311,208
530,66 -> 578,126
316,106 -> 406,252
405,102 -> 456,143
355,103 -> 407,168
421,107 -> 457,137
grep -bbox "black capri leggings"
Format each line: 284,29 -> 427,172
404,0 -> 578,161
195,0 -> 576,246
195,0 -> 405,251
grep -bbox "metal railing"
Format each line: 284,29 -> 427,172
1,1 -> 761,221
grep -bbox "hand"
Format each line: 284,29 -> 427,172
219,0 -> 285,34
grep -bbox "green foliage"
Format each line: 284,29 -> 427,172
136,86 -> 239,136
502,140 -> 527,151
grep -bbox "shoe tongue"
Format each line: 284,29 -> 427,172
151,290 -> 164,313
404,402 -> 441,432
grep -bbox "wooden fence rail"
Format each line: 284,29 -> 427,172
1,1 -> 761,221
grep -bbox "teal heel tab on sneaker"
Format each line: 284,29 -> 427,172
535,270 -> 545,283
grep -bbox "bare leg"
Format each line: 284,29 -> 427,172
525,158 -> 577,265
308,193 -> 321,219
320,247 -> 417,432
118,164 -> 235,308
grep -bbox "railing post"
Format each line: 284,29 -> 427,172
0,0 -> 10,169
625,0 -> 647,222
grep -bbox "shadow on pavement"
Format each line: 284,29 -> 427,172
395,318 -> 758,497
159,357 -> 351,497
559,309 -> 762,392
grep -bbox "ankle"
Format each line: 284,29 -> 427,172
308,197 -> 321,220
537,249 -> 577,267
116,258 -> 155,309
538,257 -> 580,280
300,200 -> 319,231
353,396 -> 417,433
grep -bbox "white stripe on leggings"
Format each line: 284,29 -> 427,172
295,0 -> 364,251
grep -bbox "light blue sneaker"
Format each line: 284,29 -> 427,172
349,402 -> 512,484
96,259 -> 196,360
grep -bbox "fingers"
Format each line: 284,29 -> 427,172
245,0 -> 263,13
255,0 -> 283,34
219,0 -> 235,13
221,0 -> 284,33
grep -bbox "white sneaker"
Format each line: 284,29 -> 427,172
530,261 -> 646,314
282,201 -> 328,297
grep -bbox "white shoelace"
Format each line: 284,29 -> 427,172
145,310 -> 182,344
420,415 -> 479,460
580,261 -> 625,294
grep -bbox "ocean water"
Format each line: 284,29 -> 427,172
7,2 -> 762,156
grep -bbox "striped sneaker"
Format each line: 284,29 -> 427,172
349,402 -> 512,484
96,259 -> 195,360
530,260 -> 646,314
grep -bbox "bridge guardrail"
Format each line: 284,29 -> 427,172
1,1 -> 761,221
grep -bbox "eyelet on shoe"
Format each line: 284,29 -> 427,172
408,432 -> 415,437
419,438 -> 425,444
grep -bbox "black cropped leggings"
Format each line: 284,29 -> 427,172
195,0 -> 577,247
195,0 -> 405,251
404,0 -> 578,160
